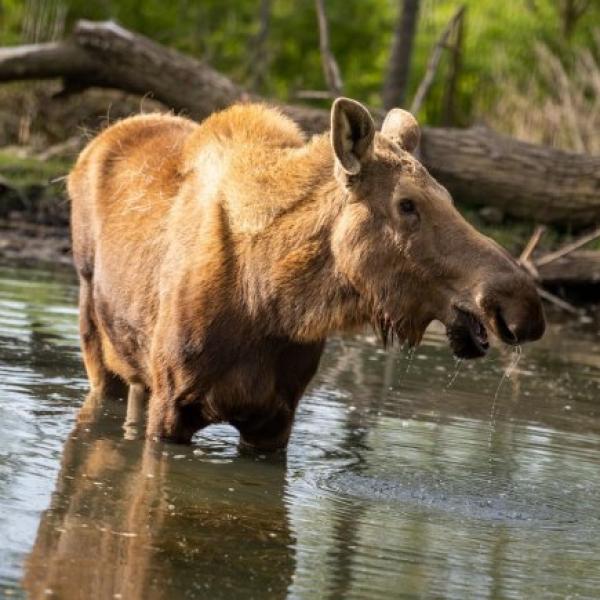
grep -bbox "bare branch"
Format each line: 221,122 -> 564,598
519,225 -> 546,263
410,5 -> 465,115
537,287 -> 581,315
314,0 -> 344,97
294,90 -> 335,100
535,225 -> 600,267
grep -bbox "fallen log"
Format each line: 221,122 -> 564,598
420,126 -> 600,228
538,251 -> 600,286
1,20 -> 599,227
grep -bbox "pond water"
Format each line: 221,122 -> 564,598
1,265 -> 600,600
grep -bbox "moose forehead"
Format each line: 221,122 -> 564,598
367,133 -> 452,203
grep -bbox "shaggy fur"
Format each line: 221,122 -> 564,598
69,99 -> 544,449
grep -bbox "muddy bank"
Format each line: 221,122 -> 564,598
0,156 -> 72,267
0,220 -> 71,267
0,86 -> 166,268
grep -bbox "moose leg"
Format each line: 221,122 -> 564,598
123,383 -> 148,440
147,391 -> 207,444
236,340 -> 325,451
78,280 -> 126,399
236,406 -> 296,452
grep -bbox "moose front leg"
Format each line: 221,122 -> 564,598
147,391 -> 208,444
235,405 -> 296,452
236,340 -> 325,451
146,364 -> 209,443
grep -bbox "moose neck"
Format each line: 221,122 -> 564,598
244,134 -> 367,342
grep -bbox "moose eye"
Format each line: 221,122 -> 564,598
397,198 -> 416,215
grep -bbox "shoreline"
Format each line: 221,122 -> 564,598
0,219 -> 73,269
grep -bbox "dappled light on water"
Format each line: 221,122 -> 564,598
1,266 -> 600,599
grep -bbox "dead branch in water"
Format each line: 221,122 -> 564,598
1,20 -> 600,227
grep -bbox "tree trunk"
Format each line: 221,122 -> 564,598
1,20 -> 599,227
382,0 -> 420,110
248,0 -> 272,91
441,8 -> 465,125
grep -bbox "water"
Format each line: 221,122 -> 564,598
1,265 -> 600,599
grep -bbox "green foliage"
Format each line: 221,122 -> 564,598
0,0 -> 26,44
0,149 -> 69,186
1,0 -> 599,127
411,0 -> 600,125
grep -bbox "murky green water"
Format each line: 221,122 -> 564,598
1,265 -> 600,599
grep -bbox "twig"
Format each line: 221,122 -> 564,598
517,225 -> 583,315
536,287 -> 580,315
294,90 -> 335,100
315,0 -> 344,97
535,225 -> 600,267
519,225 -> 546,264
410,5 -> 465,115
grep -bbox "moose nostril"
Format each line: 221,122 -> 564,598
495,309 -> 519,345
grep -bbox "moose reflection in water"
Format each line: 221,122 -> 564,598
23,393 -> 294,600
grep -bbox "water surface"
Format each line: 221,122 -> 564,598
1,265 -> 599,599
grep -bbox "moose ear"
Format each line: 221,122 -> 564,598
381,108 -> 421,154
330,98 -> 375,176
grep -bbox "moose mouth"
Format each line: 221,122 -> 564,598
447,308 -> 490,359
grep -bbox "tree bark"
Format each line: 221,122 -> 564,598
248,0 -> 272,91
1,20 -> 599,227
420,125 -> 600,226
441,8 -> 465,125
410,6 -> 464,115
382,0 -> 421,110
538,251 -> 600,286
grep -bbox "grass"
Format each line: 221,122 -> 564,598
487,35 -> 600,154
0,150 -> 71,188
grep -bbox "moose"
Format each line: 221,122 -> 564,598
68,97 -> 545,450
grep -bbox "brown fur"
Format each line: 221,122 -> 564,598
69,99 -> 544,449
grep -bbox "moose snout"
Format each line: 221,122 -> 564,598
494,301 -> 545,345
480,276 -> 546,346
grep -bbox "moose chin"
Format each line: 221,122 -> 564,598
68,97 -> 545,450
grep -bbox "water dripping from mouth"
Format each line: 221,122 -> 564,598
445,358 -> 463,390
405,346 -> 416,374
488,345 -> 522,472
